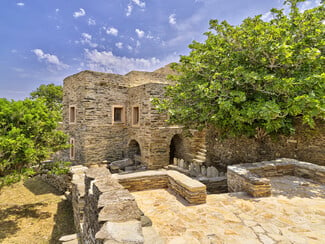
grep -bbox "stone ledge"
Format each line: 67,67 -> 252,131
113,170 -> 207,204
227,158 -> 325,197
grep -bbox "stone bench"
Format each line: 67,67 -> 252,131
227,158 -> 325,197
113,170 -> 207,204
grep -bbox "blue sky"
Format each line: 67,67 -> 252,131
0,0 -> 321,100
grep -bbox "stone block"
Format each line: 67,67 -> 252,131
95,220 -> 144,243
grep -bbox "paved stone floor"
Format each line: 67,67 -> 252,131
132,176 -> 325,244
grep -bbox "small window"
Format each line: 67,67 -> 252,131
112,105 -> 125,124
132,106 -> 140,125
69,106 -> 76,123
70,138 -> 75,160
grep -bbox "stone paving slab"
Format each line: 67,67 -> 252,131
132,178 -> 325,244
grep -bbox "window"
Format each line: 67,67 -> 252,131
69,105 -> 76,123
112,105 -> 125,124
132,106 -> 140,125
70,138 -> 75,160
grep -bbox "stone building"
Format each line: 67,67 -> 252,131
62,66 -> 206,169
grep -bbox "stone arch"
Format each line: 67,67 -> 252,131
128,139 -> 141,163
169,134 -> 185,164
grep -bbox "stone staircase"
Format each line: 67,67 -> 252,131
192,144 -> 207,166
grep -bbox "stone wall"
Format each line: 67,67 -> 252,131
70,166 -> 144,244
227,158 -> 325,197
113,170 -> 207,205
207,121 -> 325,171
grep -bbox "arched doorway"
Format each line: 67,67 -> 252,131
128,140 -> 141,164
169,134 -> 184,164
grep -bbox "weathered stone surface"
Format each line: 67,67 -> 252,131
110,158 -> 134,170
95,221 -> 144,243
59,234 -> 78,242
140,215 -> 152,227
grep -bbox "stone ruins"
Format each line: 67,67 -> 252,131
52,65 -> 325,243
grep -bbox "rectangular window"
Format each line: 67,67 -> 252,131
69,105 -> 76,123
132,106 -> 140,125
112,105 -> 125,124
70,138 -> 75,160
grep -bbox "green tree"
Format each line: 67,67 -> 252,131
0,98 -> 68,187
30,83 -> 63,111
155,0 -> 325,137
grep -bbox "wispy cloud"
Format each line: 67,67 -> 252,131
32,49 -> 69,70
135,28 -> 145,38
106,27 -> 119,36
77,33 -> 98,48
84,49 -> 163,74
73,8 -> 86,18
16,2 -> 25,7
115,42 -> 123,49
132,0 -> 146,8
169,14 -> 177,25
298,0 -> 321,12
125,0 -> 146,16
88,18 -> 96,26
126,4 -> 133,16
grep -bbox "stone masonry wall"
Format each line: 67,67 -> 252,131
207,121 -> 325,171
70,166 -> 144,244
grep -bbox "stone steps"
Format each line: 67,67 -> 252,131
192,144 -> 207,165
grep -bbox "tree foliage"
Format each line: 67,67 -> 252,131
30,83 -> 63,111
0,85 -> 68,187
155,0 -> 325,137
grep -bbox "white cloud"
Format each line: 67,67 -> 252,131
55,8 -> 60,13
169,14 -> 177,25
126,4 -> 133,16
132,0 -> 146,8
88,18 -> 96,26
106,27 -> 119,36
298,0 -> 321,12
73,8 -> 86,18
32,49 -> 69,70
135,28 -> 145,38
261,11 -> 273,22
84,49 -> 164,74
17,2 -> 24,7
115,42 -> 123,49
126,0 -> 145,16
127,45 -> 133,51
77,33 -> 98,48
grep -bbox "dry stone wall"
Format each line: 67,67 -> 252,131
70,165 -> 144,244
207,121 -> 325,171
227,158 -> 325,197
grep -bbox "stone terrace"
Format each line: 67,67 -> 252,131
133,185 -> 325,243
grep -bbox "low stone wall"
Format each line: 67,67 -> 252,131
167,171 -> 206,204
113,170 -> 207,204
40,173 -> 71,194
70,166 -> 144,244
227,158 -> 325,197
116,171 -> 168,191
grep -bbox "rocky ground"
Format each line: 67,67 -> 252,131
133,176 -> 325,244
0,176 -> 75,244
